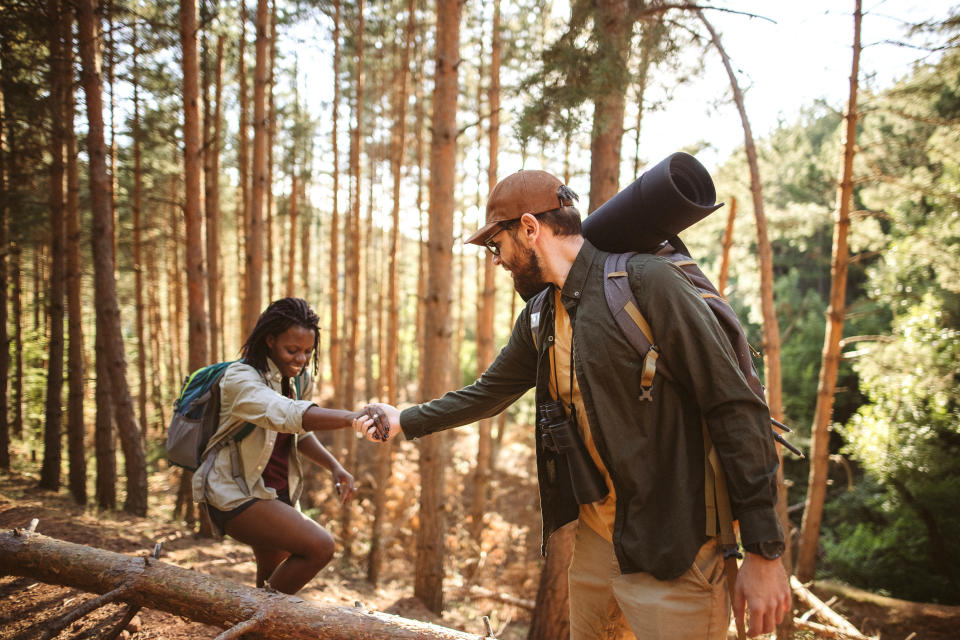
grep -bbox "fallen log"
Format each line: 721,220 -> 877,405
0,529 -> 488,640
791,576 -> 871,639
815,579 -> 960,620
793,618 -> 872,639
467,585 -> 535,610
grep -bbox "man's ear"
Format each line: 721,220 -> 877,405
519,212 -> 542,242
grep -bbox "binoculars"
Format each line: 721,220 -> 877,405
538,401 -> 608,505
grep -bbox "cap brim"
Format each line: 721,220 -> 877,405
465,220 -> 501,246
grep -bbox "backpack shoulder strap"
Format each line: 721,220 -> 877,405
603,252 -> 673,399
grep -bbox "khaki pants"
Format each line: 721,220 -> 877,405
568,523 -> 730,640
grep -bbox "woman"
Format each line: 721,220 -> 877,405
192,297 -> 366,594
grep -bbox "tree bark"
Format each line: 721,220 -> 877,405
204,33 -> 225,364
133,21 -> 148,441
587,0 -> 630,213
417,0 -> 461,615
181,0 -> 208,375
527,523 -> 575,640
797,0 -> 861,584
0,53 -> 8,470
698,13 -> 792,636
246,0 -> 269,336
0,531 -> 487,640
717,195 -> 737,298
237,5 -> 250,333
473,0 -> 501,540
76,0 -> 148,516
266,0 -> 277,302
368,0 -> 415,586
65,71 -> 85,502
40,0 -> 68,492
328,0 -> 342,414
341,0 -> 366,559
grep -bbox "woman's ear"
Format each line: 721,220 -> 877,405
265,334 -> 276,350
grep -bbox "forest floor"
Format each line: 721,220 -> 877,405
1,432 -> 958,640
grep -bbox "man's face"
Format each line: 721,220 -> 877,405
494,227 -> 548,299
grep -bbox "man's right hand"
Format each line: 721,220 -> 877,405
354,403 -> 401,442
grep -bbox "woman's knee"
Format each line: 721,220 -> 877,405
304,526 -> 335,567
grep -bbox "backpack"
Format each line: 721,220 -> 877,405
166,361 -> 304,471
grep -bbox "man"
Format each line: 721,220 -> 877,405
359,169 -> 790,639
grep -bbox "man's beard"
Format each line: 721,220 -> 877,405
507,245 -> 548,300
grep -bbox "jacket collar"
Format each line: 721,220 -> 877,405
265,357 -> 285,385
558,238 -> 599,307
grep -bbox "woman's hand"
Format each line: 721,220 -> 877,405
331,466 -> 355,505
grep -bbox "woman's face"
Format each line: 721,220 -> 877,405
265,325 -> 315,378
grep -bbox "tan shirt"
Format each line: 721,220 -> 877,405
550,289 -> 618,542
192,359 -> 317,510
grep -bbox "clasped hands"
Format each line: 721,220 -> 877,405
353,402 -> 400,442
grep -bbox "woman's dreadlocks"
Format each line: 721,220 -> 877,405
240,297 -> 321,377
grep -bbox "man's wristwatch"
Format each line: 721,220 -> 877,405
743,540 -> 785,560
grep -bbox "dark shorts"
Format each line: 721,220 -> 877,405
205,487 -> 291,538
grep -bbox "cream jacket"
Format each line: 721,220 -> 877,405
192,359 -> 317,510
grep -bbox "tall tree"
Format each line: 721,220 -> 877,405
698,11 -> 792,637
204,32 -> 226,363
76,0 -> 148,516
237,2 -> 250,330
246,0 -> 269,335
0,48 -> 8,470
65,62 -> 85,504
340,0 -> 366,559
181,0 -> 208,374
132,20 -> 148,439
39,0 -> 68,491
416,0 -> 462,615
472,0 -> 500,540
328,0 -> 342,411
369,0 -> 415,586
797,0 -> 862,583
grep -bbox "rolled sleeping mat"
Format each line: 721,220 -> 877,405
582,152 -> 723,253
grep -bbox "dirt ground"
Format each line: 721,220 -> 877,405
1,455 -> 958,639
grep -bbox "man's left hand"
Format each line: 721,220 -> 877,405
734,553 -> 791,637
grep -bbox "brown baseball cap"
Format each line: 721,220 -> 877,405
466,170 -> 574,245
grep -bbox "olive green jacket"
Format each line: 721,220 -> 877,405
400,240 -> 782,580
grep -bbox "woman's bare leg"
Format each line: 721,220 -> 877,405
225,499 -> 335,594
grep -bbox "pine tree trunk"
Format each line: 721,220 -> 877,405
587,0 -> 630,212
797,0 -> 861,584
473,0 -> 500,538
204,33 -> 225,364
133,22 -> 148,441
265,0 -> 277,302
181,0 -> 208,375
328,0 -> 342,416
368,0 -> 415,586
246,0 -> 269,336
417,0 -> 461,615
341,0 -> 366,560
76,0 -> 148,516
0,65 -> 8,470
12,242 -> 23,439
717,195 -> 737,298
287,171 -> 298,296
698,11 -> 792,637
527,523 -> 575,640
65,69 -> 85,502
237,5 -> 250,332
40,0 -> 68,492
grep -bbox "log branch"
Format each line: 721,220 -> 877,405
791,576 -> 871,639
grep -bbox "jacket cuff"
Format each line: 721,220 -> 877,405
399,406 -> 427,440
737,507 -> 784,547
